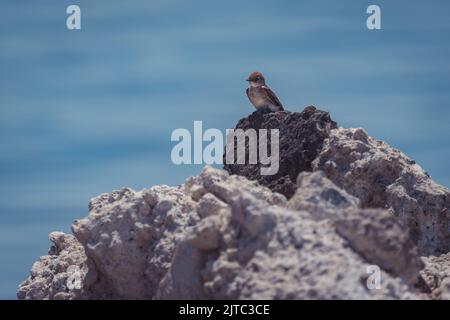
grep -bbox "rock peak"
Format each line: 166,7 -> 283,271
224,106 -> 338,198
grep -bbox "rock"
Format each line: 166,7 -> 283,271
224,106 -> 337,198
155,242 -> 206,299
199,193 -> 416,300
335,209 -> 424,285
420,253 -> 450,299
184,215 -> 223,250
224,108 -> 449,255
18,106 -> 450,300
17,232 -> 97,300
289,171 -> 424,285
18,167 -> 421,300
288,171 -> 360,220
313,127 -> 450,255
196,193 -> 228,218
71,185 -> 198,299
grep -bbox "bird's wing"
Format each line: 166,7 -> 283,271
262,86 -> 284,110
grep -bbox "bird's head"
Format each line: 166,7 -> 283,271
246,71 -> 266,87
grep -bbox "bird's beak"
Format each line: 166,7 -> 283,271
246,79 -> 250,82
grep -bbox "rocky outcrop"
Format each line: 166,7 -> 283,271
224,106 -> 337,198
224,108 -> 450,255
18,106 -> 450,300
18,167 -> 421,300
313,127 -> 450,255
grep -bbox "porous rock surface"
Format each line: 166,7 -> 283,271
18,167 -> 419,299
313,127 -> 450,255
420,253 -> 450,300
17,232 -> 98,300
18,106 -> 450,300
224,106 -> 337,198
224,108 -> 449,255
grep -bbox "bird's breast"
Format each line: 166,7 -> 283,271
248,87 -> 269,108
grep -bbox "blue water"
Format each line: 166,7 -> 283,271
0,0 -> 449,299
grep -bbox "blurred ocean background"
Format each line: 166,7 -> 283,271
0,0 -> 449,299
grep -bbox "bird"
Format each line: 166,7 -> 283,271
246,71 -> 284,112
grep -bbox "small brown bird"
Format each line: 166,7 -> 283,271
246,71 -> 284,112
